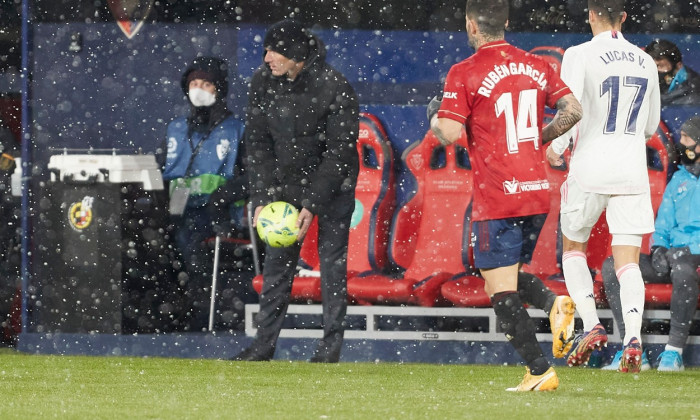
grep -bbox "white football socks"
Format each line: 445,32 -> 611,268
563,250 -> 600,332
617,263 -> 645,346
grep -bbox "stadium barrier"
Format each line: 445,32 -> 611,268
244,303 -> 700,346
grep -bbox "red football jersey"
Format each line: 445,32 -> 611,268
438,40 -> 571,221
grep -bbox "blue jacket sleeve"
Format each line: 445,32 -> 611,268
651,173 -> 678,249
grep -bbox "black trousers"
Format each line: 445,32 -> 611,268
253,197 -> 354,357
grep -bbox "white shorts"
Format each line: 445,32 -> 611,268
560,177 -> 654,243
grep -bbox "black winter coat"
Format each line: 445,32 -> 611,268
661,65 -> 700,106
244,35 -> 359,215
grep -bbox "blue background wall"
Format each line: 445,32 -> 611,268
32,23 -> 700,165
30,23 -> 700,213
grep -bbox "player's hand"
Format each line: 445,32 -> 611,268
546,144 -> 563,167
296,208 -> 314,241
426,95 -> 442,122
252,205 -> 264,228
650,246 -> 670,275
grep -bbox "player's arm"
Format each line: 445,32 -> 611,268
431,115 -> 463,146
542,93 -> 582,144
544,93 -> 582,166
545,47 -> 584,165
430,66 -> 467,145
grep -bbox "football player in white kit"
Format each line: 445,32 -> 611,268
546,0 -> 661,373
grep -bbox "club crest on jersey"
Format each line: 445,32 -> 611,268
216,139 -> 230,160
68,196 -> 95,231
108,0 -> 155,39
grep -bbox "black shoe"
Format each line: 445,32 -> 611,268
230,345 -> 275,361
309,349 -> 340,363
309,354 -> 339,363
310,338 -> 342,363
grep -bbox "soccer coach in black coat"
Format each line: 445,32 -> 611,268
233,19 -> 359,362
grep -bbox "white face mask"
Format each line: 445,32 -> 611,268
188,88 -> 216,107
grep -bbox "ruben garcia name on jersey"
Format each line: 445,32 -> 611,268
477,63 -> 549,98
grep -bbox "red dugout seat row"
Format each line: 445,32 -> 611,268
251,110 -> 686,310
348,129 -> 477,306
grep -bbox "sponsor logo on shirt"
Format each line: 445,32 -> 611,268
503,178 -> 550,195
444,91 -> 457,99
504,178 -> 520,194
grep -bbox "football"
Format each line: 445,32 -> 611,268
256,201 -> 300,248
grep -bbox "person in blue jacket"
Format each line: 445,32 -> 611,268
162,56 -> 247,331
602,115 -> 700,371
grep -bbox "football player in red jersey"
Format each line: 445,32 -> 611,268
428,0 -> 582,391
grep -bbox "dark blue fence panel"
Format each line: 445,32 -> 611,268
30,23 -> 699,204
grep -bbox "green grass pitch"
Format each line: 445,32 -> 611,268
1,348 -> 697,419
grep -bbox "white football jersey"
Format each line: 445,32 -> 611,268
553,31 -> 661,194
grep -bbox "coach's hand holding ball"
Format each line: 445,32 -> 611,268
254,201 -> 313,247
295,208 -> 314,241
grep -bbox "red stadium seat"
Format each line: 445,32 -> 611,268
347,113 -> 396,276
349,129 -> 476,306
644,284 -> 700,309
440,274 -> 491,307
